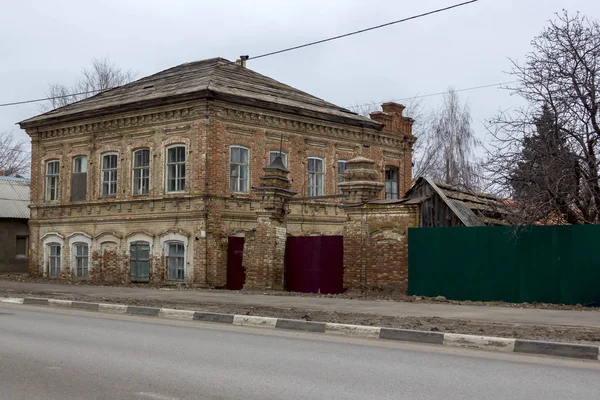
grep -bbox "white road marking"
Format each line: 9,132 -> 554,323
135,392 -> 180,400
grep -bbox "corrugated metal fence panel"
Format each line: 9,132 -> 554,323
407,225 -> 600,305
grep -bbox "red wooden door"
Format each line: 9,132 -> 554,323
227,237 -> 245,290
284,236 -> 344,294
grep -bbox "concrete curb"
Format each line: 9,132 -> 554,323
3,296 -> 599,362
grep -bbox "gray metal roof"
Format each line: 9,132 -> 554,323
19,58 -> 381,130
0,176 -> 30,219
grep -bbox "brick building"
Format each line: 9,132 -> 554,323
18,57 -> 415,289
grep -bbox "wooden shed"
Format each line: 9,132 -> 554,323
404,177 -> 512,227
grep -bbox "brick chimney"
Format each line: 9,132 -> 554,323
369,102 -> 414,136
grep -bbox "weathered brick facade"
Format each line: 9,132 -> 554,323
19,58 -> 416,290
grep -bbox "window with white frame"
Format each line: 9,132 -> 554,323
230,146 -> 249,193
166,145 -> 186,192
71,156 -> 87,202
45,160 -> 60,201
48,244 -> 61,277
166,242 -> 185,280
268,151 -> 288,168
132,149 -> 150,195
308,157 -> 324,197
101,153 -> 118,196
385,166 -> 399,199
73,243 -> 89,278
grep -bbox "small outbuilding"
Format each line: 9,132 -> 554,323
0,175 -> 30,272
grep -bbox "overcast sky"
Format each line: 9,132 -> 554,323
2,0 -> 599,153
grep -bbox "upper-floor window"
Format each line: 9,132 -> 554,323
268,151 -> 288,168
308,157 -> 324,197
337,160 -> 347,194
230,146 -> 249,193
45,160 -> 60,201
166,145 -> 186,193
101,153 -> 118,196
385,166 -> 399,200
71,156 -> 87,202
132,149 -> 150,195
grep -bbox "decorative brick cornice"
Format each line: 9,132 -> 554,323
222,106 -> 411,148
35,106 -> 199,140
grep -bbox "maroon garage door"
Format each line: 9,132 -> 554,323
284,236 -> 344,294
227,237 -> 245,290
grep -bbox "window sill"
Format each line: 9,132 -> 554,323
165,191 -> 186,195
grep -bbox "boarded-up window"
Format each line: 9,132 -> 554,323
16,236 -> 28,257
71,156 -> 87,202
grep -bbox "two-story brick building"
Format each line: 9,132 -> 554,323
19,57 -> 414,288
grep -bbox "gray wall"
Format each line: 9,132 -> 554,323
0,219 -> 29,273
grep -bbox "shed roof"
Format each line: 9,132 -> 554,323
0,176 -> 30,219
19,58 -> 381,130
405,177 -> 512,226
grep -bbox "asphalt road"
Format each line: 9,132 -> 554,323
1,305 -> 599,400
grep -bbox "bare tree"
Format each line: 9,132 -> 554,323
348,97 -> 435,179
486,11 -> 600,225
43,56 -> 135,110
0,132 -> 29,176
424,88 -> 482,190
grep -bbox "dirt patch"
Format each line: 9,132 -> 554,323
1,273 -> 597,312
3,289 -> 600,346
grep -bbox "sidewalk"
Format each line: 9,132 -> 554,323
0,281 -> 598,328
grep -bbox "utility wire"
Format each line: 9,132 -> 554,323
0,0 -> 480,108
248,0 -> 480,60
348,80 -> 519,109
0,89 -> 102,108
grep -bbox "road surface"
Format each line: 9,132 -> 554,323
0,304 -> 598,400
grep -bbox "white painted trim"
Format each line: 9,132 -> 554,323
229,145 -> 251,194
67,232 -> 92,277
160,232 -> 189,281
42,233 -> 64,277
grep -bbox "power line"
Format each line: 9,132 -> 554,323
0,89 -> 102,108
0,1 -> 480,108
348,80 -> 519,109
249,0 -> 480,60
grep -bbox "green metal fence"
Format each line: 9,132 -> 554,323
407,225 -> 600,306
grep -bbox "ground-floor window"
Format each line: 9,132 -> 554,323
74,243 -> 89,278
130,241 -> 150,282
48,244 -> 61,277
166,242 -> 185,280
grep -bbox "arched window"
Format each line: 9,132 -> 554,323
165,241 -> 185,281
132,149 -> 150,195
71,156 -> 87,202
45,160 -> 60,201
73,243 -> 89,278
48,244 -> 61,277
230,146 -> 249,193
130,241 -> 150,282
101,152 -> 118,196
166,145 -> 186,193
308,157 -> 324,196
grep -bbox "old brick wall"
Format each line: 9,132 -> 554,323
343,204 -> 419,292
24,96 -> 414,287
